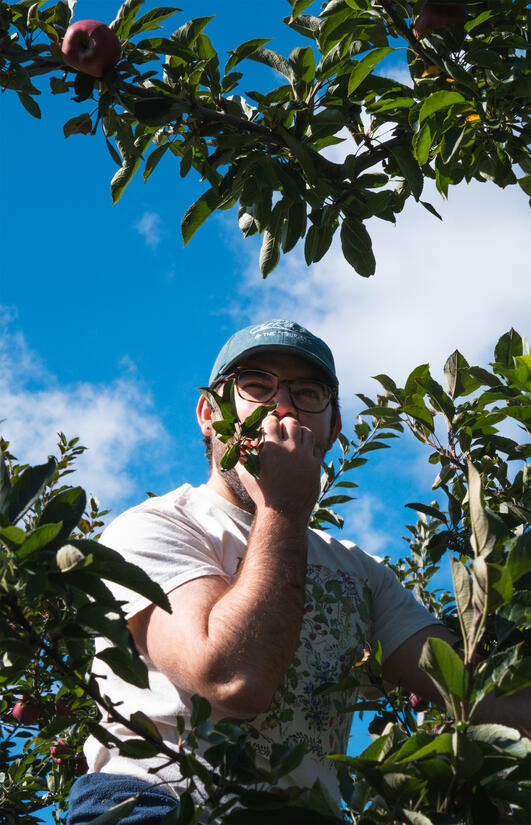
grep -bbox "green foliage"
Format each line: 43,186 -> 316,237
1,331 -> 529,823
1,0 -> 529,278
199,380 -> 275,475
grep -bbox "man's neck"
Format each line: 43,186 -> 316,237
206,470 -> 255,513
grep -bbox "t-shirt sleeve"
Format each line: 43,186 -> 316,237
98,504 -> 229,619
346,542 -> 440,662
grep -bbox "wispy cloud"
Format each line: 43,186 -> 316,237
135,211 -> 162,248
341,494 -> 388,558
234,179 -> 530,414
0,310 -> 168,510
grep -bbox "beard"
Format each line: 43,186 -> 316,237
208,432 -> 257,512
206,417 -> 333,514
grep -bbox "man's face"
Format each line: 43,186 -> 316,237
206,351 -> 340,511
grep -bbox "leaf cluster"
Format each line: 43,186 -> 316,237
1,0 -> 529,279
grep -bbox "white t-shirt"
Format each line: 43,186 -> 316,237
84,483 -> 437,809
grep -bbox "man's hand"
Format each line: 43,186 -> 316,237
235,413 -> 323,522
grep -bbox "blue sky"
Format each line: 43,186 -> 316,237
1,1 -> 530,819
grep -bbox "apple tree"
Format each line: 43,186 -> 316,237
0,0 -> 529,278
1,331 -> 530,824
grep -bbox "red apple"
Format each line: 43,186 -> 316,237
12,696 -> 40,725
413,3 -> 467,38
61,19 -> 121,78
51,738 -> 73,764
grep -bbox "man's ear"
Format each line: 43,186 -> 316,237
328,411 -> 342,450
196,394 -> 214,436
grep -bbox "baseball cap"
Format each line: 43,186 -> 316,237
209,319 -> 338,389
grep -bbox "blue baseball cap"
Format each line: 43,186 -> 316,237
209,319 -> 338,389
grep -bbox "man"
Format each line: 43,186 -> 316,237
67,320 -> 526,825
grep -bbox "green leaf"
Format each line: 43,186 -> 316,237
191,694 -> 211,727
304,223 -> 335,265
404,503 -> 447,522
289,0 -> 315,20
259,230 -> 281,278
494,329 -> 523,367
224,38 -> 273,75
134,97 -> 185,127
246,48 -> 294,82
498,591 -> 531,629
0,526 -> 26,550
0,451 -> 11,517
415,373 -> 455,420
170,16 -> 214,48
182,189 -> 221,246
271,742 -> 306,777
76,603 -> 131,648
467,460 -> 496,559
289,46 -> 315,83
63,113 -> 92,137
110,0 -> 144,39
143,143 -> 169,181
348,47 -> 393,96
412,121 -> 432,166
85,796 -> 143,825
240,404 -> 276,434
129,710 -> 163,741
444,350 -> 480,399
340,218 -> 375,277
517,175 -> 531,197
496,656 -> 531,697
419,636 -> 468,716
7,457 -> 56,523
451,557 -> 475,657
221,442 -> 240,471
467,724 -> 527,756
128,6 -> 180,37
111,154 -> 143,205
39,487 -> 86,543
507,534 -> 531,583
419,91 -> 466,123
17,92 -> 41,119
389,145 -> 424,200
70,539 -> 171,612
420,200 -> 443,221
96,646 -> 149,689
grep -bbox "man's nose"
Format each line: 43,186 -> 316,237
272,384 -> 298,417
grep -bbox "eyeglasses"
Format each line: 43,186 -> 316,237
220,368 -> 334,414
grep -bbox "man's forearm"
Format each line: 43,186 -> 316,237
203,507 -> 308,717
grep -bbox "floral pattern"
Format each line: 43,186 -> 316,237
243,562 -> 374,773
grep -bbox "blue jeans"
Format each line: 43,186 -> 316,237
67,773 -> 180,825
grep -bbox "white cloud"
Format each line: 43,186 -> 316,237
340,494 -> 388,557
135,211 -> 162,248
236,179 -> 530,413
0,312 -> 168,510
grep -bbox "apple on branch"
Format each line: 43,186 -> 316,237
61,20 -> 121,78
12,695 -> 40,725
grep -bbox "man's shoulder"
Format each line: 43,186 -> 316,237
308,527 -> 385,574
100,483 -> 203,539
100,482 -> 252,544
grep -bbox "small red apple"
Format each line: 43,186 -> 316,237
51,738 -> 73,764
412,3 -> 467,39
61,19 -> 121,78
12,696 -> 40,725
